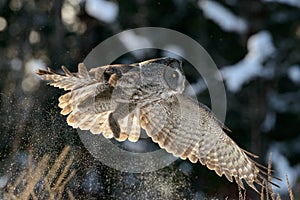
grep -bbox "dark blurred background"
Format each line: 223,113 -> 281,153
0,0 -> 299,199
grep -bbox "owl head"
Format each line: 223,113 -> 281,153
139,57 -> 186,96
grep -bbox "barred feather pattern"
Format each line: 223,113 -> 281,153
37,63 -> 142,141
140,94 -> 269,193
37,59 -> 278,194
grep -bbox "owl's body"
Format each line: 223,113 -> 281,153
37,57 -> 276,193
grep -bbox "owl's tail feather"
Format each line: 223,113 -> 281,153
37,64 -> 110,116
36,63 -> 100,91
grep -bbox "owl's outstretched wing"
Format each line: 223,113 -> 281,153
140,94 -> 275,192
37,63 -> 141,141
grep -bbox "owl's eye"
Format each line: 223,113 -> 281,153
164,66 -> 180,91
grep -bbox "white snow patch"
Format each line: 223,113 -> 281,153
263,0 -> 300,8
198,0 -> 247,33
119,31 -> 152,58
221,31 -> 275,92
268,143 -> 300,194
162,44 -> 184,59
0,175 -> 9,189
184,78 -> 207,97
247,31 -> 275,59
287,65 -> 300,83
85,0 -> 118,23
25,58 -> 46,77
22,59 -> 47,92
261,111 -> 276,132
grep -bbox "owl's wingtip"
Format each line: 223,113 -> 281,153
36,69 -> 49,75
36,67 -> 59,75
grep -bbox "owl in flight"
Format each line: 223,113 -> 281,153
37,57 -> 277,193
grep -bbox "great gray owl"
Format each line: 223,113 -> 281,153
37,57 -> 277,193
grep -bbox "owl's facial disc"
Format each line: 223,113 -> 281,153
163,66 -> 186,94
